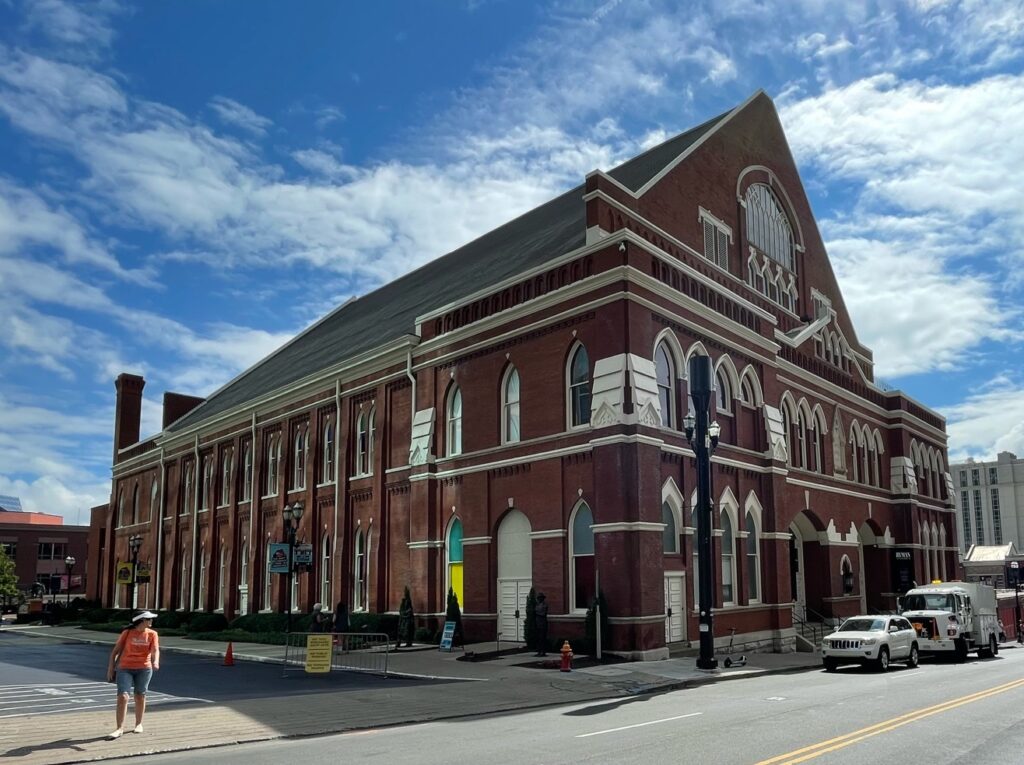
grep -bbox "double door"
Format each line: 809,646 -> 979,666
498,578 -> 531,642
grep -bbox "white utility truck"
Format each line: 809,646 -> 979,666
899,581 -> 999,661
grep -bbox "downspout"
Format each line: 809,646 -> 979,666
332,379 -> 341,613
155,447 -> 165,610
247,412 -> 257,614
190,434 -> 199,610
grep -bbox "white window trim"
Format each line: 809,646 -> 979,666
566,342 -> 591,431
654,341 -> 676,429
568,500 -> 594,614
446,388 -> 463,457
744,509 -> 762,605
501,366 -> 521,445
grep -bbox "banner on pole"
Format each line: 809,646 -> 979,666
268,543 -> 290,574
115,562 -> 134,584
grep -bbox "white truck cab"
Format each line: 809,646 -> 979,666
899,581 -> 999,661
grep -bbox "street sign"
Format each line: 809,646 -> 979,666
439,621 -> 456,652
136,562 -> 152,584
305,634 -> 333,674
293,543 -> 313,566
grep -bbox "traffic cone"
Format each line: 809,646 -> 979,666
223,641 -> 234,667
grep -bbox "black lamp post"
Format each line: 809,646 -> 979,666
64,555 -> 76,609
282,500 -> 304,632
128,534 -> 142,610
683,355 -> 721,671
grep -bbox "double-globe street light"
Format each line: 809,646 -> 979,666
282,500 -> 305,632
683,355 -> 722,671
127,534 -> 143,610
64,555 -> 76,609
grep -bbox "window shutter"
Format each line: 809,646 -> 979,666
703,219 -> 715,261
716,228 -> 729,268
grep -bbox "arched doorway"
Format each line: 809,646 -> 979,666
496,510 -> 531,642
788,512 -> 820,621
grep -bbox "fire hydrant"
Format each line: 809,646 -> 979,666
560,640 -> 573,672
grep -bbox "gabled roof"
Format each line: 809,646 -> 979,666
166,102 -> 741,434
964,543 -> 1019,563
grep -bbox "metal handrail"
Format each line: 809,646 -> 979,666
792,609 -> 822,645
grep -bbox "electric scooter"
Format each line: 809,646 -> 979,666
723,627 -> 747,668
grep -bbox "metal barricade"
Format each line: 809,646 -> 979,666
282,632 -> 390,677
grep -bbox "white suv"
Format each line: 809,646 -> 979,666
821,615 -> 920,672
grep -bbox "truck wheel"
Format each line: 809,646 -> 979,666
989,634 -> 999,658
875,646 -> 890,672
955,638 -> 969,662
907,644 -> 919,669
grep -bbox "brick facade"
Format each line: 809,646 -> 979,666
93,92 -> 955,657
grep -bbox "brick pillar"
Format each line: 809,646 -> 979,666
113,373 -> 145,463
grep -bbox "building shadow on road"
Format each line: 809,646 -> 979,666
562,688 -> 675,716
3,735 -> 108,758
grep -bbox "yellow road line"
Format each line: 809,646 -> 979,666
754,677 -> 1024,765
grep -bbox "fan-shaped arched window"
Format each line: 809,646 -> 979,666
446,388 -> 463,457
570,502 -> 595,610
715,369 -> 731,414
656,343 -> 674,428
568,345 -> 591,427
662,501 -> 678,553
745,183 -> 794,271
503,368 -> 521,444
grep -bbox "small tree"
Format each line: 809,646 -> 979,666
397,586 -> 415,647
0,548 -> 18,612
523,588 -> 537,650
445,587 -> 464,646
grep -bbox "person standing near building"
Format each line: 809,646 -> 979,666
310,603 -> 326,633
106,611 -> 160,739
534,593 -> 549,656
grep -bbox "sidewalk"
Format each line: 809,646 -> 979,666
2,626 -> 821,764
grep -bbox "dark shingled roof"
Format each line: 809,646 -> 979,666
166,107 -> 733,433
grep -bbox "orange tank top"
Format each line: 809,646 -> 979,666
118,628 -> 158,669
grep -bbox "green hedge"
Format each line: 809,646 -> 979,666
350,612 -> 399,639
187,613 -> 229,632
189,630 -> 287,645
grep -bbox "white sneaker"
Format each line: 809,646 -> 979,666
132,724 -> 144,734
107,729 -> 123,740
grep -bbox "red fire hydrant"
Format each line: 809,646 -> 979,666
560,640 -> 573,672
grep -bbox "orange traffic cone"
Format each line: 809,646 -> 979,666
223,641 -> 234,667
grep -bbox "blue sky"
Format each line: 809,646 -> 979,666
1,0 -> 1022,522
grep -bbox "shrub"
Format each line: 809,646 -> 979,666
414,626 -> 433,643
445,588 -> 463,646
349,612 -> 399,639
187,613 -> 229,632
189,629 -> 286,645
15,613 -> 43,625
230,612 -> 289,633
154,610 -> 190,629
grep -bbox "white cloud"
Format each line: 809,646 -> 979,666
944,383 -> 1024,460
291,148 -> 350,179
22,0 -> 123,53
208,95 -> 273,136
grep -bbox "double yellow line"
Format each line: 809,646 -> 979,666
755,677 -> 1024,764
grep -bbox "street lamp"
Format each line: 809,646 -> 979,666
282,500 -> 304,632
684,355 -> 721,670
128,534 -> 143,610
64,556 -> 76,609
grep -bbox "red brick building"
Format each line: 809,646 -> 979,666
92,92 -> 954,657
1,498 -> 89,598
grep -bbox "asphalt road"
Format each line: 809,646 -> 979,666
122,645 -> 1024,765
0,631 -> 447,716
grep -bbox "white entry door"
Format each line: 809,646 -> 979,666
664,573 -> 686,644
498,579 -> 531,642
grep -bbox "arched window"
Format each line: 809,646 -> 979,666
217,546 -> 226,610
323,422 -> 335,482
662,501 -> 678,553
201,456 -> 212,510
850,432 -> 860,483
745,183 -> 795,271
861,435 -> 870,488
151,479 -> 160,521
740,376 -> 755,407
655,343 -> 675,428
781,405 -> 793,465
797,411 -> 808,469
922,524 -> 931,583
220,449 -> 232,506
721,512 -> 735,605
241,444 -> 252,502
502,367 -> 521,444
265,435 -> 279,496
263,538 -> 272,610
811,419 -> 823,473
568,344 -> 591,427
239,539 -> 248,613
320,534 -> 331,607
292,429 -> 308,490
117,490 -> 125,527
356,410 -> 369,475
446,388 -> 463,457
570,502 -> 595,611
353,528 -> 369,612
447,518 -> 464,607
368,408 -> 376,471
131,484 -> 139,525
183,464 -> 194,512
196,543 -> 206,611
180,546 -> 189,611
715,369 -> 731,414
745,510 -> 760,603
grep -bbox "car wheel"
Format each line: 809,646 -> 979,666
875,646 -> 890,672
823,658 -> 838,672
907,644 -> 919,668
989,634 -> 999,657
954,638 -> 969,662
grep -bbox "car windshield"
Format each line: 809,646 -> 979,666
839,618 -> 885,633
902,594 -> 955,611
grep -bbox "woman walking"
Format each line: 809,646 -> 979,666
106,610 -> 160,739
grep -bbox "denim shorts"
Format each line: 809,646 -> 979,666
116,668 -> 153,696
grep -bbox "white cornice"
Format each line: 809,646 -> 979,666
529,529 -> 567,539
407,540 -> 444,549
461,536 -> 492,546
592,522 -> 666,533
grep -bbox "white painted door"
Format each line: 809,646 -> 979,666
664,574 -> 685,644
497,510 -> 532,643
498,579 -> 531,642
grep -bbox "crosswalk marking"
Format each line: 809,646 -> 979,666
0,682 -> 209,719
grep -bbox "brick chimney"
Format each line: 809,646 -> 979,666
113,373 -> 145,463
163,391 -> 206,429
